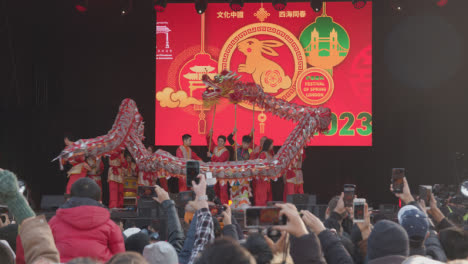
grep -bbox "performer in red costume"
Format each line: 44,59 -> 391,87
176,134 -> 202,192
108,150 -> 127,208
86,156 -> 104,190
227,128 -> 253,208
253,138 -> 274,206
146,145 -> 166,190
207,129 -> 230,204
283,148 -> 306,201
250,136 -> 274,160
63,137 -> 91,194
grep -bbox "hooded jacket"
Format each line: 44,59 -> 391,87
49,197 -> 125,262
15,197 -> 124,264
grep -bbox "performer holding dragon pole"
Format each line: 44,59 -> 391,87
227,128 -> 254,208
283,148 -> 306,201
176,134 -> 202,192
253,138 -> 274,206
207,129 -> 230,204
86,156 -> 104,192
63,137 -> 91,195
108,150 -> 127,208
140,145 -> 158,188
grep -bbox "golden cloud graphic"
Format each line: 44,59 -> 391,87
156,87 -> 202,108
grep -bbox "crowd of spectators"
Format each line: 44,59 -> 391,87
1,167 -> 468,264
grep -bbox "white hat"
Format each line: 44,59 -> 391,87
143,241 -> 178,264
123,227 -> 141,238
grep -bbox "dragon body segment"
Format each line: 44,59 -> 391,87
55,71 -> 331,183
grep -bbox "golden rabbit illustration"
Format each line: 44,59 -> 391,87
237,38 -> 292,93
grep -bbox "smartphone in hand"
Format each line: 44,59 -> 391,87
392,168 -> 405,194
138,186 -> 158,199
353,198 -> 366,223
244,207 -> 287,228
186,161 -> 200,187
344,184 -> 356,207
419,185 -> 432,204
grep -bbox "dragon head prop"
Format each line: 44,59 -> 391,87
202,70 -> 258,106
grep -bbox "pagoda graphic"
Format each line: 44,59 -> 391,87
156,22 -> 173,60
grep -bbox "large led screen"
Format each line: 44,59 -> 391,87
156,2 -> 372,146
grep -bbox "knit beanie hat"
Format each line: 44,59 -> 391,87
0,170 -> 35,224
367,220 -> 410,260
143,241 -> 178,264
125,232 -> 150,254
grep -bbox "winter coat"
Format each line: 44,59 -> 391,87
17,197 -> 125,263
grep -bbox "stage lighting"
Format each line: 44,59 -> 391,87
74,0 -> 88,13
352,0 -> 367,9
310,0 -> 322,12
120,0 -> 133,16
154,0 -> 167,12
195,0 -> 208,14
273,0 -> 287,11
230,0 -> 244,11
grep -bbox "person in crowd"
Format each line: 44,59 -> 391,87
242,233 -> 274,264
179,188 -> 244,264
253,138 -> 274,206
299,206 -> 354,264
152,184 -> 185,252
106,252 -> 148,264
0,240 -> 15,264
324,193 -> 353,236
439,227 -> 468,261
392,177 -> 447,261
398,204 -> 447,261
194,237 -> 256,264
125,232 -> 150,254
16,177 -> 125,263
206,129 -> 230,204
187,174 -> 215,264
366,220 -> 410,264
176,134 -> 202,192
0,168 -> 60,264
322,193 -> 358,262
0,215 -> 17,254
67,257 -> 102,264
143,241 -> 178,264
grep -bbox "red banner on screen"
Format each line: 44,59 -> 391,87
156,2 -> 372,146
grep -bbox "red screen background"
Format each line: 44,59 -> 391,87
155,2 -> 372,146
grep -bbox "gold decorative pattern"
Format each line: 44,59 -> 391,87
254,7 -> 271,22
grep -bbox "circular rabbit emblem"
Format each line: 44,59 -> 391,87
219,23 -> 306,110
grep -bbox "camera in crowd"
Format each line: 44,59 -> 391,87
433,180 -> 468,225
